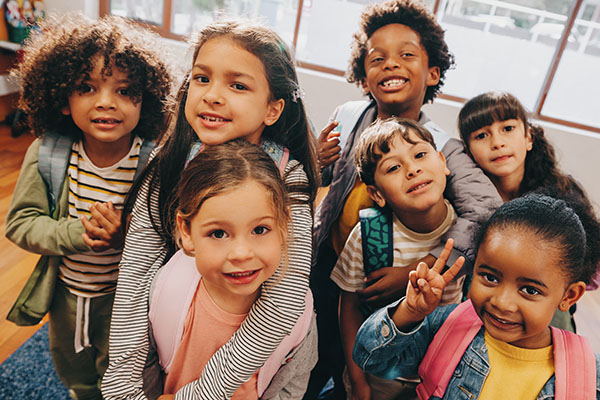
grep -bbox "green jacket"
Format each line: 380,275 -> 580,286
5,138 -> 90,325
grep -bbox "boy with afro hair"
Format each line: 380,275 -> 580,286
309,0 -> 502,398
5,13 -> 172,399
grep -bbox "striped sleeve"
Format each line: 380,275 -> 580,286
175,159 -> 312,400
330,222 -> 366,292
102,151 -> 166,399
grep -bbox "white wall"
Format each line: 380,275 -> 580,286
44,0 -> 98,18
298,68 -> 600,210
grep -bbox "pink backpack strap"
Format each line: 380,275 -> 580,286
148,250 -> 201,374
278,148 -> 290,175
551,326 -> 596,400
416,300 -> 482,399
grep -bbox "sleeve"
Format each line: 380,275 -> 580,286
5,139 -> 89,256
352,301 -> 454,380
261,313 -> 319,400
434,138 -> 502,267
330,222 -> 366,292
174,160 -> 313,400
101,167 -> 169,400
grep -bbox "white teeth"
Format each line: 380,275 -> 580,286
202,115 -> 226,122
381,78 -> 406,87
409,182 -> 428,192
228,271 -> 255,277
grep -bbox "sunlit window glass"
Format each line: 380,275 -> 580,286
110,0 -> 163,25
170,0 -> 298,45
438,0 -> 575,111
543,4 -> 600,128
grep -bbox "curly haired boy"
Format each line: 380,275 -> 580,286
310,1 -> 502,398
5,14 -> 172,399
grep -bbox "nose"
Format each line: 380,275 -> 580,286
490,133 -> 505,150
406,162 -> 422,179
202,83 -> 223,105
95,87 -> 116,110
489,286 -> 518,313
228,237 -> 254,262
383,56 -> 401,70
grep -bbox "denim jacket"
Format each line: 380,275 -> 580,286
353,301 -> 600,400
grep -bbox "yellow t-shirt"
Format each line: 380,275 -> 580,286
330,179 -> 374,255
479,331 -> 554,400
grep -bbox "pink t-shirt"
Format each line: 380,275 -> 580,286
163,279 -> 259,398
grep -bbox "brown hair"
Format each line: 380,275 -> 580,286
354,117 -> 436,186
13,13 -> 173,140
172,139 -> 290,256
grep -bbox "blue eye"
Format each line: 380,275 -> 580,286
209,229 -> 227,239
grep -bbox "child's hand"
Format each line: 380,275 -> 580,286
317,121 -> 341,168
357,267 -> 410,309
404,239 -> 464,320
81,202 -> 124,252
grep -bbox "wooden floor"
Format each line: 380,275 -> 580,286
0,124 -> 42,364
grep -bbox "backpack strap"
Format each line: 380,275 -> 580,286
359,207 -> 393,276
358,207 -> 393,315
148,250 -> 201,374
551,326 -> 596,400
134,139 -> 155,181
38,132 -> 75,215
416,300 -> 482,399
332,100 -> 372,153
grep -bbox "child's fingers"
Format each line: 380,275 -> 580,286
417,277 -> 439,306
408,270 -> 419,292
443,256 -> 465,284
317,121 -> 339,143
432,238 -> 455,274
80,216 -> 105,238
82,233 -> 111,252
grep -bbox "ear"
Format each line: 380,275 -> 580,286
176,213 -> 195,254
525,126 -> 533,151
438,151 -> 450,176
557,281 -> 586,311
426,66 -> 440,87
366,184 -> 386,208
61,105 -> 71,116
264,98 -> 285,126
360,79 -> 370,96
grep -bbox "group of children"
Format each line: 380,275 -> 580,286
4,1 -> 600,400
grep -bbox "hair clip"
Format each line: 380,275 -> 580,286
291,86 -> 305,103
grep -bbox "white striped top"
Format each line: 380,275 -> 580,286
331,200 -> 464,305
60,137 -> 142,298
102,153 -> 312,400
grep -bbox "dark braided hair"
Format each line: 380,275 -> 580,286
458,91 -> 585,198
347,0 -> 455,104
474,193 -> 600,285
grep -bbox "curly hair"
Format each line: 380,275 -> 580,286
458,91 -> 584,198
354,117 -> 436,186
13,13 -> 173,140
347,0 -> 455,104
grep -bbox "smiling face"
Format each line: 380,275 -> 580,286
469,227 -> 584,349
367,130 -> 449,222
362,24 -> 440,120
184,36 -> 284,146
178,179 -> 284,313
63,57 -> 140,151
467,118 -> 533,185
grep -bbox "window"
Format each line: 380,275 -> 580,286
100,0 -> 600,132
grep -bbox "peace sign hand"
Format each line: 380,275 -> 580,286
393,239 -> 465,329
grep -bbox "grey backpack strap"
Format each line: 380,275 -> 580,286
332,100 -> 372,153
38,132 -> 74,214
134,139 -> 155,180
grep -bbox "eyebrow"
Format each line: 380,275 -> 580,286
192,64 -> 256,82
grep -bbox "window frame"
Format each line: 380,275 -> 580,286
99,0 -> 599,133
